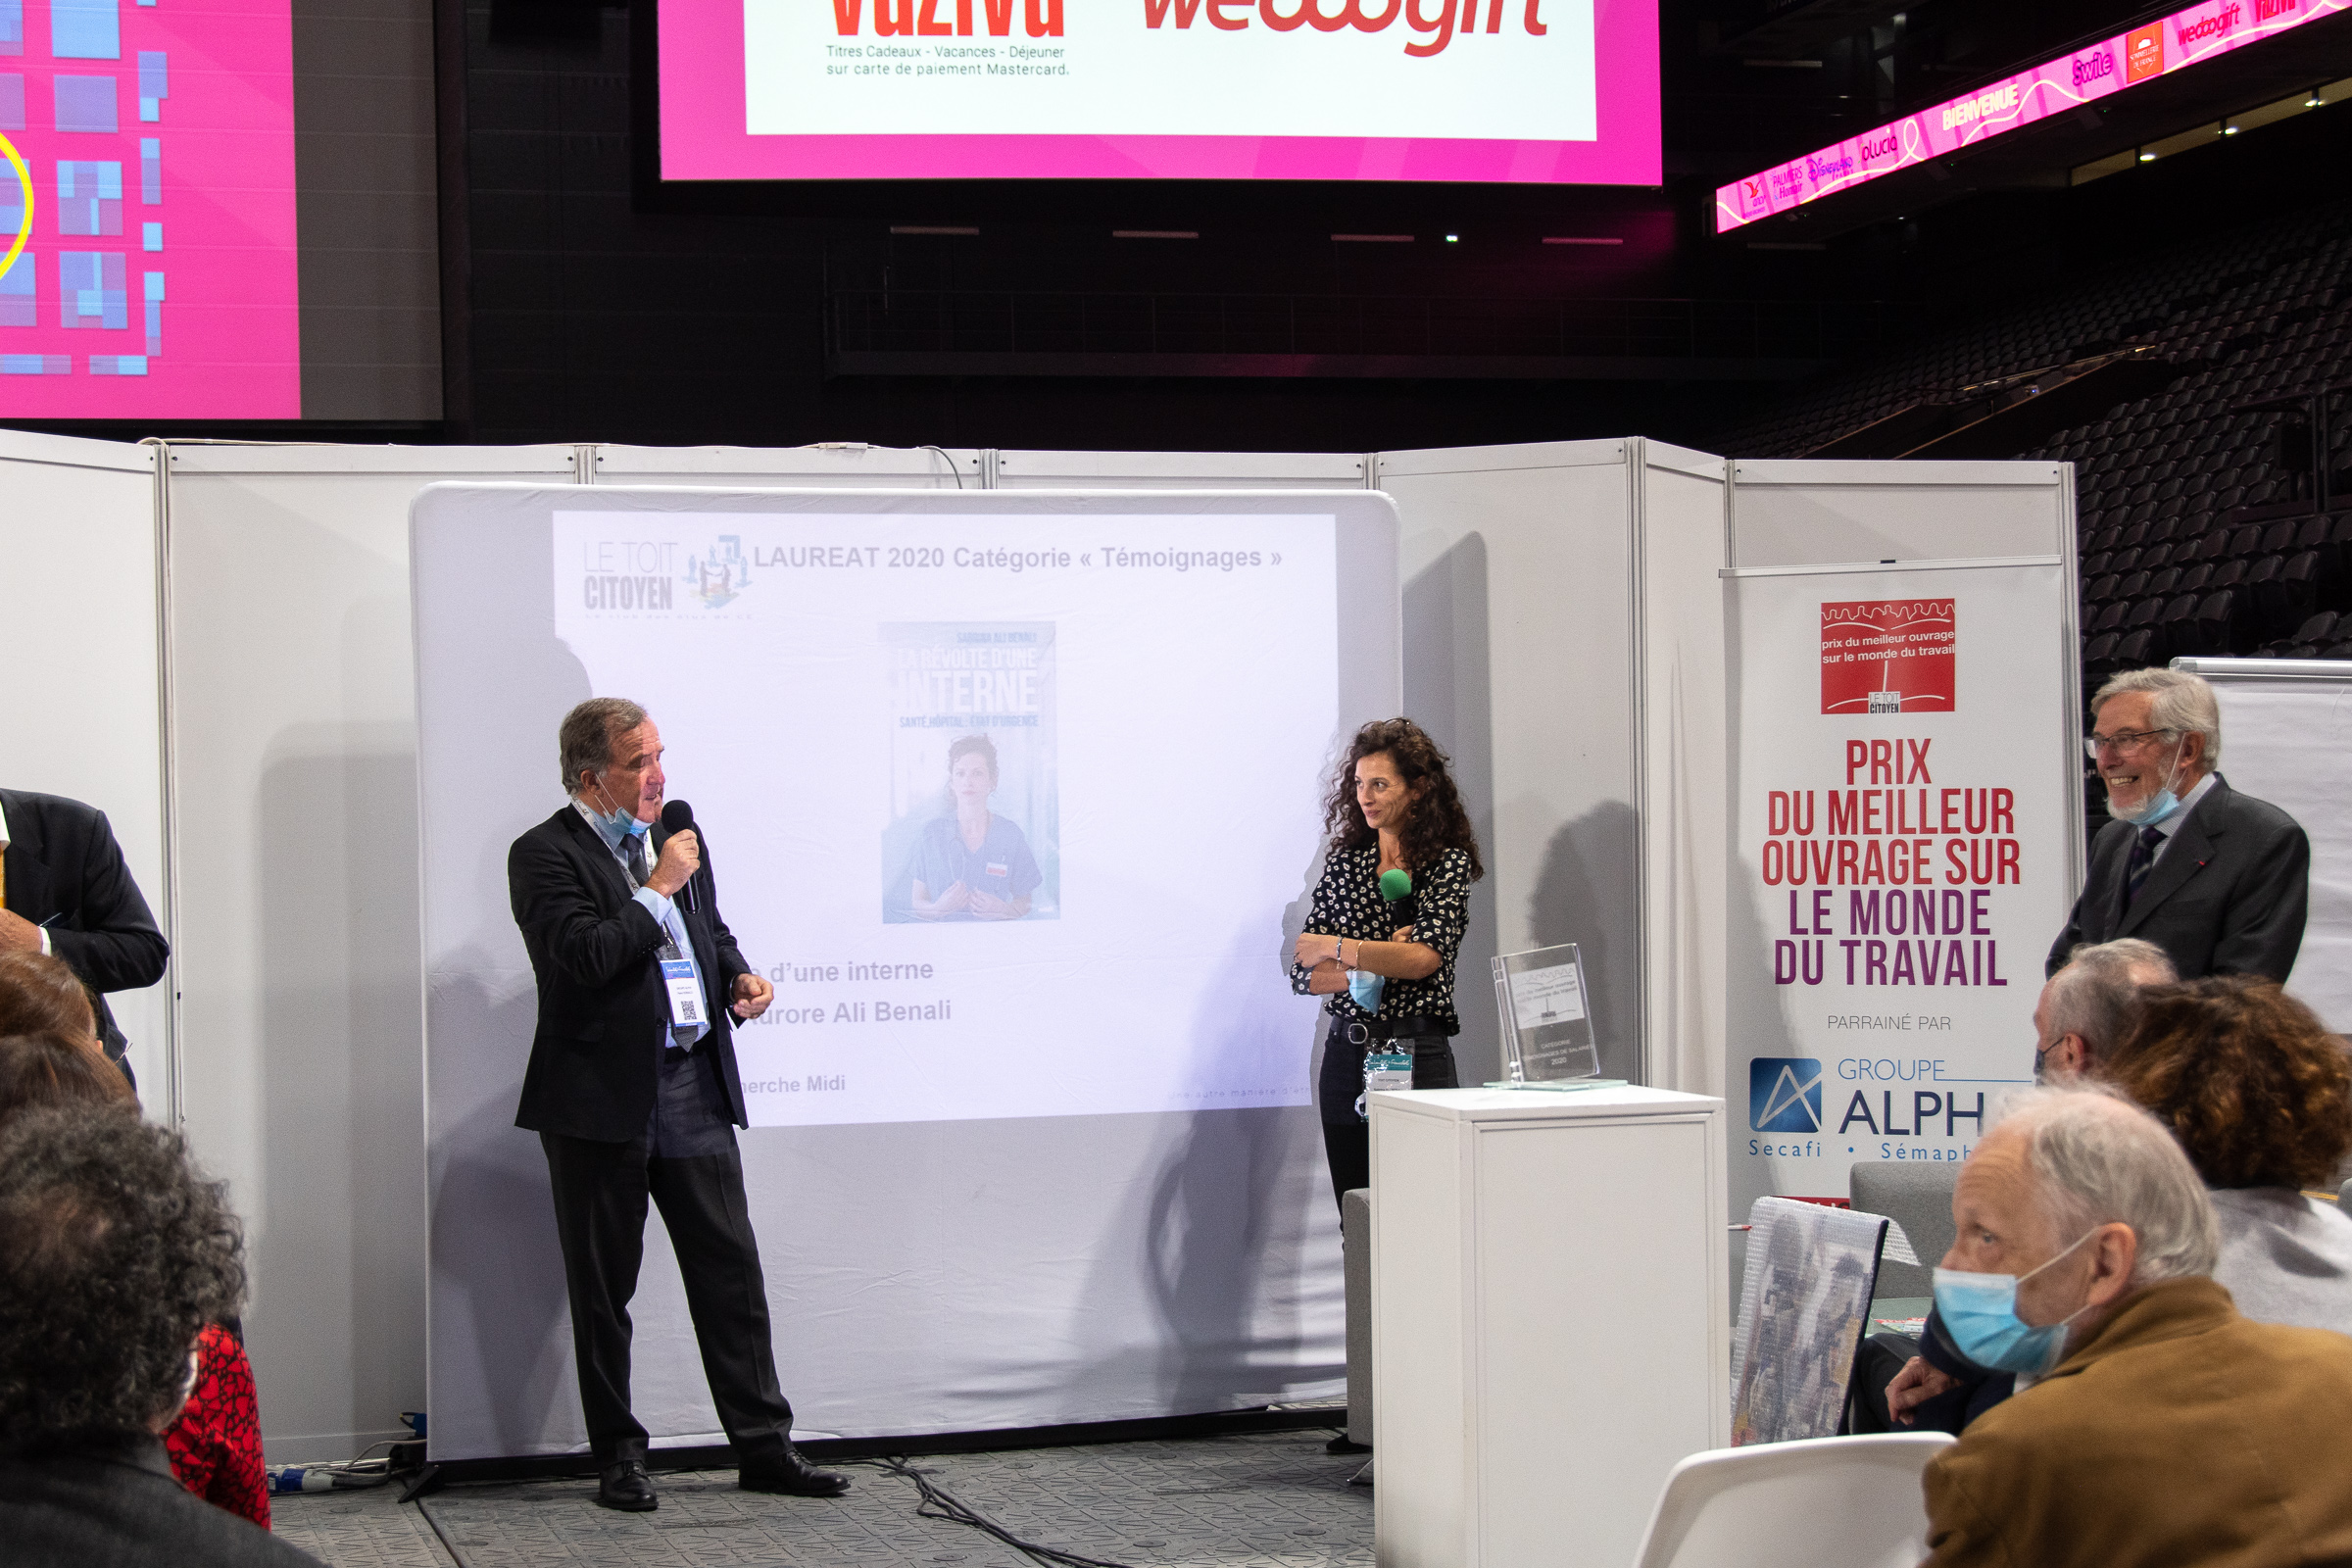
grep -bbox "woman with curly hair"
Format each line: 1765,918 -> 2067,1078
1289,718 -> 1484,1221
2102,975 -> 2352,1335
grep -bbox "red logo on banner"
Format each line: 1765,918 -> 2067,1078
2125,23 -> 2165,79
1821,599 -> 1956,715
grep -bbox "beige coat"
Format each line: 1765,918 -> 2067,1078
1924,1276 -> 2352,1568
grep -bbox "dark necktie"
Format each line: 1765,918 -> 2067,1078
2121,824 -> 2166,911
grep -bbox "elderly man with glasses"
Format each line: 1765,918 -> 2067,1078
1919,1086 -> 2352,1567
2047,668 -> 2307,983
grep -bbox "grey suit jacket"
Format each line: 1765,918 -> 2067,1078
2046,773 -> 2308,982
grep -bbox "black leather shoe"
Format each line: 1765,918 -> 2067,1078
738,1446 -> 851,1497
597,1458 -> 658,1511
1326,1435 -> 1371,1455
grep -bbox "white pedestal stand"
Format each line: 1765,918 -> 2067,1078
1370,1086 -> 1729,1568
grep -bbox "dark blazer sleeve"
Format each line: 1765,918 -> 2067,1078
694,833 -> 752,991
2211,810 -> 2310,982
44,806 -> 170,995
508,829 -> 666,989
2048,822 -> 2123,978
2045,898 -> 2087,980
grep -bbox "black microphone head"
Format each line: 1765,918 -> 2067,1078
660,800 -> 695,834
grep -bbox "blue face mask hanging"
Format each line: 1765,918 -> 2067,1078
2108,745 -> 2187,828
1932,1229 -> 2100,1375
586,779 -> 653,844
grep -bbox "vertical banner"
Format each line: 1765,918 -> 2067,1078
1727,562 -> 2076,1202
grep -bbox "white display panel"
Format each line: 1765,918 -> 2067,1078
416,483 -> 1396,1456
549,508 -> 1339,1125
2183,661 -> 2352,1033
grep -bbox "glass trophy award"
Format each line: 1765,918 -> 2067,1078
1490,943 -> 1618,1090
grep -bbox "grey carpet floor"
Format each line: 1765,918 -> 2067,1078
271,1429 -> 1372,1568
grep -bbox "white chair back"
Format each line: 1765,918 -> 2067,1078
1630,1433 -> 1955,1568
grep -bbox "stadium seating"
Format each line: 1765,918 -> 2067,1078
1723,198 -> 2352,693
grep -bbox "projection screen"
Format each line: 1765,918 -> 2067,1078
416,484 -> 1399,1459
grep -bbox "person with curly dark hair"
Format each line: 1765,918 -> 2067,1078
0,1029 -> 272,1530
0,1104 -> 317,1565
2100,975 -> 2352,1336
1289,718 -> 1485,1220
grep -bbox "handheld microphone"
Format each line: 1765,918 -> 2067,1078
1378,868 -> 1416,927
660,800 -> 700,912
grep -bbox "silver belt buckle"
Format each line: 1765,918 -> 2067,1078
1345,1021 -> 1372,1047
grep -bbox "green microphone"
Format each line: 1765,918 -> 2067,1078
1378,868 -> 1411,903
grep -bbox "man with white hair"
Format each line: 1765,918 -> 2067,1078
2048,667 -> 2307,982
2031,937 -> 2177,1082
1920,1086 -> 2352,1567
1866,938 -> 2183,1433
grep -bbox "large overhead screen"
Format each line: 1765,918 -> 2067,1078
0,0 -> 438,419
657,0 -> 1660,182
1716,0 -> 2346,233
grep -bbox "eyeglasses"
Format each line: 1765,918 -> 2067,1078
2083,727 -> 2180,760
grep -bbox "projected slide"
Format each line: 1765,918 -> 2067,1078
657,0 -> 1659,183
0,0 -> 296,416
551,509 -> 1340,1127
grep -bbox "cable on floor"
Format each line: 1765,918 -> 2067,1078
853,1454 -> 1137,1568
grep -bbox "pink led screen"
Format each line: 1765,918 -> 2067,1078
659,0 -> 1660,184
1717,0 -> 2346,233
0,0 -> 297,416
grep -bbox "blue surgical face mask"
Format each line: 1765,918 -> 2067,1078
1932,1229 -> 2100,1374
2108,745 -> 2186,827
1348,970 -> 1387,1013
584,778 -> 652,843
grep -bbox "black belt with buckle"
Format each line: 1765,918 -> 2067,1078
1340,1015 -> 1452,1047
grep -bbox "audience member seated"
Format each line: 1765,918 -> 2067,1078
2102,975 -> 2352,1337
0,1029 -> 135,1122
2032,938 -> 2179,1083
0,1105 -> 318,1566
1858,938 -> 2180,1436
0,950 -> 121,1076
1919,1086 -> 2352,1568
0,1030 -> 274,1533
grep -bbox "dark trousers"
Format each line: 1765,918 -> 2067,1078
539,1049 -> 795,1466
1315,1019 -> 1459,1217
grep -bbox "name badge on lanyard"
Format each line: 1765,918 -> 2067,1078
661,957 -> 704,1028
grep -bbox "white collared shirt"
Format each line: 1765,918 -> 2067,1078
0,798 -> 55,956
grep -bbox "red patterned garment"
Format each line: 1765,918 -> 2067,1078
163,1321 -> 271,1529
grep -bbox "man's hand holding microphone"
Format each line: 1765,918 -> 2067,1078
642,819 -> 770,1019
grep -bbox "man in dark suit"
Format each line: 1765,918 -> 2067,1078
2048,668 -> 2308,983
509,697 -> 846,1513
0,788 -> 170,1087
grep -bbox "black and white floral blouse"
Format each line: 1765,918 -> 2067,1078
1288,844 -> 1474,1032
